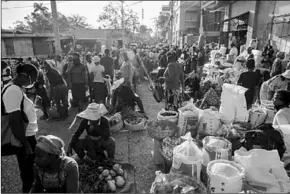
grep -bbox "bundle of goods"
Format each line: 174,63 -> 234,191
79,160 -> 134,193
197,107 -> 223,138
235,147 -> 290,193
220,68 -> 244,84
207,160 -> 245,193
202,136 -> 232,167
121,108 -> 147,131
177,103 -> 199,137
248,106 -> 267,128
198,88 -> 220,110
239,124 -> 286,159
274,125 -> 290,171
157,110 -> 179,124
146,120 -> 179,141
150,171 -> 207,193
162,137 -> 183,161
170,132 -> 203,179
109,113 -> 123,132
219,83 -> 249,124
260,100 -> 275,123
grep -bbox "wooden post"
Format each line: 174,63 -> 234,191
50,0 -> 62,55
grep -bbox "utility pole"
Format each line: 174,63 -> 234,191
199,1 -> 204,34
50,0 -> 62,55
169,0 -> 174,45
121,0 -> 125,48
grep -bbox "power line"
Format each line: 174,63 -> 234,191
2,2 -> 62,10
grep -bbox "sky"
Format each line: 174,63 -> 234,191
1,1 -> 167,31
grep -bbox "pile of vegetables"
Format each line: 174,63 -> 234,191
79,160 -> 130,193
162,137 -> 183,161
121,107 -> 147,125
160,112 -> 177,117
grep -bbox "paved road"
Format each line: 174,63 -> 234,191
1,80 -> 164,193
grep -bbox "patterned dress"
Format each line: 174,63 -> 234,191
165,89 -> 182,111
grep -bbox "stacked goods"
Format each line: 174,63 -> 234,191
202,136 -> 232,167
79,160 -> 133,193
109,113 -> 123,132
157,110 -> 179,124
170,133 -> 203,180
150,172 -> 207,194
177,103 -> 199,137
207,160 -> 245,193
147,120 -> 179,141
162,137 -> 183,161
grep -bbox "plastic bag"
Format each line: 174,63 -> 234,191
202,136 -> 232,167
248,107 -> 267,128
207,160 -> 245,193
197,107 -> 222,136
178,102 -> 199,137
234,147 -> 290,193
170,132 -> 202,180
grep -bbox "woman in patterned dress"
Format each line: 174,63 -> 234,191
30,135 -> 79,193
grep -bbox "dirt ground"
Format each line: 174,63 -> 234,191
1,80 -> 164,193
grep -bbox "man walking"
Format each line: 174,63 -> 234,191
100,49 -> 114,84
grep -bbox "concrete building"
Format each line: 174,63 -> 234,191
203,0 -> 290,53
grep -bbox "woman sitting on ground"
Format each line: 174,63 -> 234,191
67,103 -> 116,162
110,78 -> 146,115
30,135 -> 79,193
273,90 -> 290,126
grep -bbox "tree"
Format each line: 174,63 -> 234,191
13,2 -> 90,33
67,14 -> 91,29
155,12 -> 170,39
98,2 -> 140,32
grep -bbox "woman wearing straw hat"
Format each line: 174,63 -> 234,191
66,103 -> 115,162
30,135 -> 79,193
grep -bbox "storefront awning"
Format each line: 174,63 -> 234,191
221,12 -> 250,24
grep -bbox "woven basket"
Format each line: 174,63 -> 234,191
146,120 -> 178,141
124,119 -> 146,131
110,121 -> 124,133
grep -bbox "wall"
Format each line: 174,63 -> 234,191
32,37 -> 50,56
13,38 -> 34,57
1,40 -> 6,58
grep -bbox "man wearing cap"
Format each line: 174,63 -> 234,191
2,63 -> 39,192
90,56 -> 108,104
67,103 -> 115,162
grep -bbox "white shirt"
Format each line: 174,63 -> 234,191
273,107 -> 290,126
2,84 -> 38,136
86,61 -> 95,73
91,64 -> 105,83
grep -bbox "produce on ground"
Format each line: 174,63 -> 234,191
125,117 -> 143,125
79,160 -> 128,193
160,112 -> 177,117
162,137 -> 183,161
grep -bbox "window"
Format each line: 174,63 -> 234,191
4,39 -> 15,56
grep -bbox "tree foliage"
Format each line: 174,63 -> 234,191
13,2 -> 90,33
155,12 -> 171,39
98,2 -> 140,32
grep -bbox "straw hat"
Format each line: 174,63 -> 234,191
92,56 -> 100,63
77,103 -> 108,121
282,70 -> 290,79
111,78 -> 124,91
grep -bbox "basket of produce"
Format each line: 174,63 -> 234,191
157,110 -> 179,123
146,120 -> 179,141
150,172 -> 207,193
161,137 -> 183,161
79,159 -> 135,193
124,117 -> 146,131
109,113 -> 124,133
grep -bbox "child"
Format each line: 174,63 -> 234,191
184,71 -> 200,102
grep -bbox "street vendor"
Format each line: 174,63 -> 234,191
67,103 -> 116,162
273,90 -> 290,126
31,135 -> 79,193
110,78 -> 146,114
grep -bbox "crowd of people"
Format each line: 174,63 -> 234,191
1,38 -> 290,193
